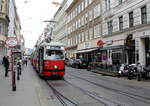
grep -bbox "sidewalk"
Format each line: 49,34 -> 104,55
0,64 -> 53,106
90,69 -> 119,77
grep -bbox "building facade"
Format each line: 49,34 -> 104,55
53,0 -> 68,47
0,0 -> 9,59
8,0 -> 24,55
102,0 -> 150,68
52,0 -> 150,71
65,0 -> 102,62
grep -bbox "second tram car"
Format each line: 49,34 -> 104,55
31,41 -> 65,78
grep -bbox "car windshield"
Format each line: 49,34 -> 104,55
46,49 -> 64,60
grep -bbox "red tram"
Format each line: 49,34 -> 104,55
31,41 -> 65,78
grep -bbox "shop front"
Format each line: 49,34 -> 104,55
99,45 -> 125,72
76,47 -> 99,64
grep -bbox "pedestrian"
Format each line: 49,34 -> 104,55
2,56 -> 6,66
136,62 -> 143,81
3,56 -> 9,77
24,58 -> 28,66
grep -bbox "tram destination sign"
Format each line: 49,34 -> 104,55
47,46 -> 63,50
5,37 -> 18,48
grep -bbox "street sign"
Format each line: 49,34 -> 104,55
5,37 -> 18,48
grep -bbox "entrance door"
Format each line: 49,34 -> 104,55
145,38 -> 150,66
126,40 -> 135,64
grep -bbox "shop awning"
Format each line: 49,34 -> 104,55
100,45 -> 124,50
76,48 -> 98,53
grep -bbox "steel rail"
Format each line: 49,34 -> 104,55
64,79 -> 122,106
45,80 -> 79,106
68,73 -> 150,104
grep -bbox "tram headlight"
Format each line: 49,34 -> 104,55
54,65 -> 58,69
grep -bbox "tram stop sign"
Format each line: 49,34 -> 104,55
5,37 -> 18,48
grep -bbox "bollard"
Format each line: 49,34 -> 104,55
12,71 -> 16,91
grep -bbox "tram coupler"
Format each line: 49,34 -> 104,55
12,71 -> 16,91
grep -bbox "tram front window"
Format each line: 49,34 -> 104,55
46,50 -> 64,60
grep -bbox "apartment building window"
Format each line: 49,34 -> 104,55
82,32 -> 84,42
89,0 -> 92,4
81,1 -> 84,11
94,5 -> 100,19
89,28 -> 93,40
118,0 -> 122,5
85,30 -> 89,41
85,0 -> 88,8
105,0 -> 110,10
97,24 -> 101,37
0,23 -> 3,34
79,34 -> 81,43
79,18 -> 81,27
94,25 -> 97,38
80,33 -> 82,43
89,10 -> 93,21
108,20 -> 113,35
129,11 -> 134,27
98,4 -> 101,16
105,0 -> 107,10
119,16 -> 123,30
82,16 -> 84,26
75,35 -> 78,44
108,0 -> 110,9
75,8 -> 78,16
141,6 -> 147,24
94,24 -> 99,38
78,5 -> 81,14
0,0 -> 1,12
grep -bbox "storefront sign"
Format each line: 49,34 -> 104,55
84,42 -> 91,49
97,40 -> 105,47
5,37 -> 18,48
106,40 -> 113,45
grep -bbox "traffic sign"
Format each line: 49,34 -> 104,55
5,37 -> 18,48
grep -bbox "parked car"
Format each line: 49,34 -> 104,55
67,58 -> 75,67
72,59 -> 88,69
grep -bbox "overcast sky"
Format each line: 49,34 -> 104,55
15,0 -> 63,48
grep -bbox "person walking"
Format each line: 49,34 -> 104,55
24,58 -> 28,66
3,56 -> 6,66
137,62 -> 143,81
3,56 -> 10,77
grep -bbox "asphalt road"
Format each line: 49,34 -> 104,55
44,66 -> 150,106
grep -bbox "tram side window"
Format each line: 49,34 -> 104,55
46,50 -> 64,60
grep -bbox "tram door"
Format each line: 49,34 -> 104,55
38,48 -> 44,73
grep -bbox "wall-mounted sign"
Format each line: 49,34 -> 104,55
97,40 -> 105,47
106,40 -> 113,45
5,37 -> 18,48
84,42 -> 91,49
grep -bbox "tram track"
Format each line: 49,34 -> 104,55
45,80 -> 79,106
68,73 -> 150,104
64,79 -> 123,106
